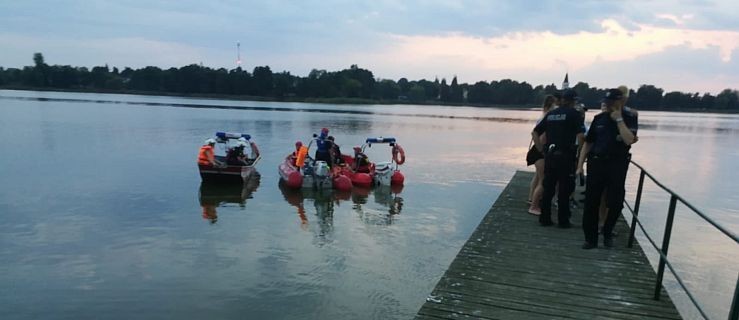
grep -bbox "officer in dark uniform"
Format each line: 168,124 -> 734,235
577,88 -> 638,249
533,89 -> 586,227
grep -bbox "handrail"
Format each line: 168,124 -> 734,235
629,161 -> 739,244
624,160 -> 739,320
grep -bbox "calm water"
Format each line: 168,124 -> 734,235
0,90 -> 737,319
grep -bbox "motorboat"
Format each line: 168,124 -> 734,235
336,137 -> 405,188
198,132 -> 261,184
278,138 -> 352,191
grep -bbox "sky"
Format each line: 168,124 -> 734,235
1,0 -> 738,94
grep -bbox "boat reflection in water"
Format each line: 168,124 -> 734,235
351,185 -> 404,225
279,182 -> 351,244
280,182 -> 404,240
198,174 -> 261,224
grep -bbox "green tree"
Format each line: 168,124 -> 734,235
450,76 -> 463,102
632,85 -> 663,109
252,66 -> 273,96
90,65 -> 110,89
715,89 -> 739,109
377,79 -> 400,100
408,84 -> 426,102
467,81 -> 491,104
439,78 -> 449,101
31,52 -> 48,87
397,78 -> 410,95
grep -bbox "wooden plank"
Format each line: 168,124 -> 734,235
415,171 -> 682,319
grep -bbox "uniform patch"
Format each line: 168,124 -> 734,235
547,114 -> 567,121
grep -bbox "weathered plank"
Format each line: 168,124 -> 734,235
415,171 -> 682,319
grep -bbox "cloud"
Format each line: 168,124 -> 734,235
1,0 -> 738,92
576,45 -> 739,93
348,18 -> 739,91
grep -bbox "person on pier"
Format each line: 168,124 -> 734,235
532,89 -> 585,228
577,88 -> 638,249
527,94 -> 558,216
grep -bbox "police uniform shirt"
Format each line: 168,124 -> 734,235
533,106 -> 585,151
586,110 -> 638,157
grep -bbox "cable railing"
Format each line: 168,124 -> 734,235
623,160 -> 739,320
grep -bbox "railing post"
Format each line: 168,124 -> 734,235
730,274 -> 739,320
654,195 -> 678,300
628,169 -> 646,248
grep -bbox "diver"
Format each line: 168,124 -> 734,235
314,128 -> 334,166
226,138 -> 250,166
353,146 -> 371,173
327,136 -> 345,165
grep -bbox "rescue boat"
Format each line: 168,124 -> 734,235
198,132 -> 261,184
278,139 -> 353,191
336,137 -> 405,188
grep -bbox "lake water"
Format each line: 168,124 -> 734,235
0,90 -> 737,319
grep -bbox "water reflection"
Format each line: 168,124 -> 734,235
279,183 -> 351,244
352,186 -> 404,225
198,174 -> 261,224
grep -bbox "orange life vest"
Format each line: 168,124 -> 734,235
198,145 -> 214,165
295,145 -> 308,167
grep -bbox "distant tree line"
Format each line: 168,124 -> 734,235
1,53 -> 737,110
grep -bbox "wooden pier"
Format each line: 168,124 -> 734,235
415,171 -> 682,320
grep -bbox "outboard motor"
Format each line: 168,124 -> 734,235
315,161 -> 330,177
313,161 -> 332,189
374,161 -> 393,186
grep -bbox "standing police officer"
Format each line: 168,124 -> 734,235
533,89 -> 585,228
577,89 -> 638,249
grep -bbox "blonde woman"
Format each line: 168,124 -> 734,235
527,95 -> 558,215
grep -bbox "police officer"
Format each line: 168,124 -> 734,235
532,89 -> 585,228
576,88 -> 638,249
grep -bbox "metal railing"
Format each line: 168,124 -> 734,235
623,160 -> 739,320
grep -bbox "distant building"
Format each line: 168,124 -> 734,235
562,73 -> 569,89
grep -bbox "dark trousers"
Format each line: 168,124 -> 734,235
541,151 -> 576,225
583,156 -> 630,244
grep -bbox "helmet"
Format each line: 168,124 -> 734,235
205,138 -> 216,145
238,137 -> 248,142
236,140 -> 247,147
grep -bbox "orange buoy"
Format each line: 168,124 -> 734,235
392,144 -> 406,165
352,173 -> 373,188
334,175 -> 353,191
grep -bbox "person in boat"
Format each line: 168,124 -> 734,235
290,141 -> 305,169
314,128 -> 334,166
198,138 -> 223,167
327,136 -> 344,165
226,139 -> 250,166
353,146 -> 371,173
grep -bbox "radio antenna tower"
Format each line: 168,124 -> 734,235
236,41 -> 242,67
